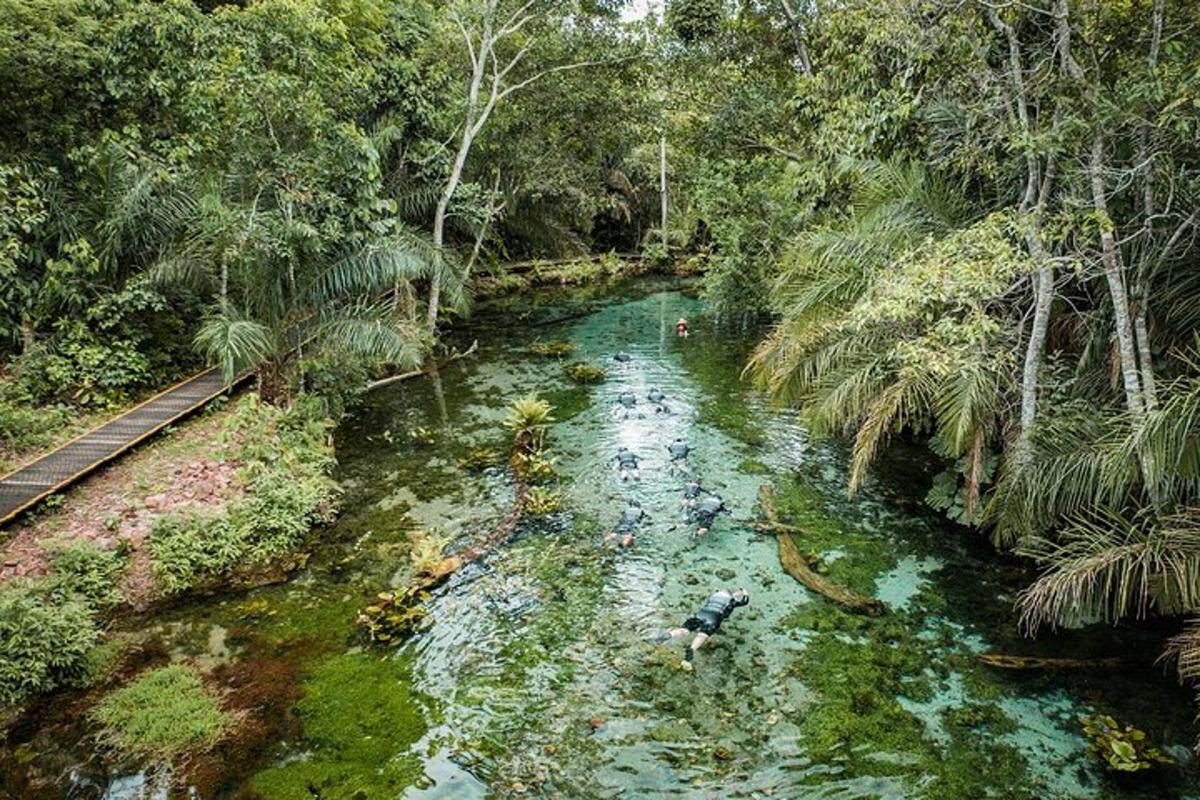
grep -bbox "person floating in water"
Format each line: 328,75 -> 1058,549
667,437 -> 691,474
647,388 -> 668,414
676,318 -> 689,338
615,391 -> 638,418
614,352 -> 633,363
613,448 -> 640,481
681,480 -> 705,508
663,588 -> 749,669
692,493 -> 726,535
604,501 -> 646,548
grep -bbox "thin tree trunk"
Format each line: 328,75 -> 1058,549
1132,0 -> 1165,411
778,0 -> 814,77
1089,130 -> 1144,417
19,315 -> 35,355
659,134 -> 669,249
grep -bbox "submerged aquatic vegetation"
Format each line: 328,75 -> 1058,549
529,340 -> 577,358
1081,715 -> 1175,773
248,652 -> 427,798
458,446 -> 501,471
563,362 -> 607,383
524,487 -> 563,516
513,450 -> 556,483
90,665 -> 229,763
356,588 -> 429,643
409,426 -> 437,446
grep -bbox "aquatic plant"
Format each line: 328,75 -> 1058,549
504,394 -> 554,452
1080,714 -> 1175,772
409,425 -> 437,446
90,665 -> 229,763
248,653 -> 426,797
356,588 -> 429,643
458,446 -> 501,470
529,340 -> 577,357
524,487 -> 563,516
408,530 -> 451,577
513,449 -> 557,483
563,362 -> 607,384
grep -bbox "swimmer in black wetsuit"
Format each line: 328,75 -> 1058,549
681,480 -> 704,508
691,494 -> 726,535
647,388 -> 665,404
614,352 -> 632,363
615,391 -> 637,418
666,437 -> 690,475
613,448 -> 640,481
604,501 -> 646,548
664,588 -> 749,669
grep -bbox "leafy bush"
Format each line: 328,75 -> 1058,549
0,584 -> 99,705
90,665 -> 229,763
301,347 -> 371,420
151,397 -> 338,595
45,540 -> 127,609
0,386 -> 73,454
16,280 -> 197,408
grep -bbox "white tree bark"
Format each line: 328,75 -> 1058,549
1089,130 -> 1145,417
778,0 -> 814,77
659,134 -> 668,249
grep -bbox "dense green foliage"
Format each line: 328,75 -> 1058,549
4,0 -> 1200,753
0,541 -> 124,704
150,396 -> 338,595
89,664 -> 229,762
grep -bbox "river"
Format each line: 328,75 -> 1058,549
4,279 -> 1198,799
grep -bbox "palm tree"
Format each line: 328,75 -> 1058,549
194,226 -> 432,402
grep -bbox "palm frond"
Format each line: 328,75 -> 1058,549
195,306 -> 275,383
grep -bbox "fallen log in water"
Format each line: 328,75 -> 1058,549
758,485 -> 886,616
977,653 -> 1126,671
364,340 -> 479,393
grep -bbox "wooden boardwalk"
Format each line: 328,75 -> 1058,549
0,368 -> 243,526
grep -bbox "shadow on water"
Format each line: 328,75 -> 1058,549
2,278 -> 1198,800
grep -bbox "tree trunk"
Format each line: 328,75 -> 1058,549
659,134 -> 669,249
778,0 -> 814,76
19,315 -> 35,355
1088,130 -> 1144,417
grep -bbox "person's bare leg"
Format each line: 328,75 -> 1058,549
689,632 -> 710,653
666,627 -> 690,639
621,533 -> 634,548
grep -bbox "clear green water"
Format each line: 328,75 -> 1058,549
4,280 -> 1199,799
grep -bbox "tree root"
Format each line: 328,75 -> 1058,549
759,485 -> 886,616
977,653 -> 1125,670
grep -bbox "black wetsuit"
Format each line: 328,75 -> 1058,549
618,392 -> 637,408
684,590 -> 749,635
683,482 -> 703,500
614,353 -> 632,363
693,495 -> 724,527
615,449 -> 639,470
648,389 -> 665,403
615,505 -> 645,533
668,439 -> 690,460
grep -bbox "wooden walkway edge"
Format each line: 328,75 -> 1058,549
0,368 -> 248,527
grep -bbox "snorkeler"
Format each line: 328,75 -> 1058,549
614,352 -> 633,363
663,588 -> 749,669
647,387 -> 669,414
613,448 -> 640,482
681,480 -> 704,508
692,493 -> 726,535
604,501 -> 646,548
667,437 -> 691,474
614,391 -> 638,417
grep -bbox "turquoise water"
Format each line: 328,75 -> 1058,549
2,280 -> 1197,799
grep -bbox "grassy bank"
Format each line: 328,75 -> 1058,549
0,395 -> 338,710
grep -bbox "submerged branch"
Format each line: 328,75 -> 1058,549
758,485 -> 886,616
